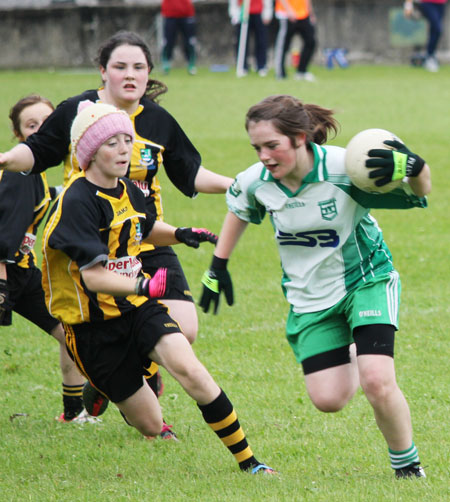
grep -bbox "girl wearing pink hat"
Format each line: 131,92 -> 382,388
41,101 -> 275,476
0,31 -> 232,437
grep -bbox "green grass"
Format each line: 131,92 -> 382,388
0,64 -> 449,501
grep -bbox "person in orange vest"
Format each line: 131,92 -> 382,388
161,0 -> 197,75
228,0 -> 273,76
274,0 -> 317,81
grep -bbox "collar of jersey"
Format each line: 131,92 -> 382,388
260,142 -> 328,196
95,88 -> 144,119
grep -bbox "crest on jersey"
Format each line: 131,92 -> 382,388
135,222 -> 143,242
318,198 -> 337,221
140,148 -> 154,166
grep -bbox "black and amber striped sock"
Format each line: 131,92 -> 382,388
198,389 -> 260,471
62,383 -> 84,420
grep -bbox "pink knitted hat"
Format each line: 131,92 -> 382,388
70,100 -> 135,170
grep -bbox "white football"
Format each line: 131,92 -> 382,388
345,128 -> 404,193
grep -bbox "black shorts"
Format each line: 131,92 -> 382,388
140,246 -> 193,303
66,299 -> 181,403
1,263 -> 59,334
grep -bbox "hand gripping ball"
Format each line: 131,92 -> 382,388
344,128 -> 404,193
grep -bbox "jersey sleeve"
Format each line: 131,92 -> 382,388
26,95 -> 81,174
348,182 -> 428,210
47,189 -> 109,270
145,103 -> 201,197
226,164 -> 267,224
0,172 -> 37,261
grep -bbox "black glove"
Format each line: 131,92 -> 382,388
135,268 -> 175,299
365,140 -> 425,187
175,227 -> 218,249
0,278 -> 10,324
199,256 -> 234,314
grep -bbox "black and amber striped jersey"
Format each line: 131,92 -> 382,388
41,173 -> 156,325
0,170 -> 52,269
27,89 -> 201,254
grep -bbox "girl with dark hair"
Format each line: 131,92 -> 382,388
0,31 -> 233,437
1,95 -> 89,423
200,94 -> 431,478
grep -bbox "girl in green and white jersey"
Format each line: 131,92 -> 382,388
200,95 -> 431,479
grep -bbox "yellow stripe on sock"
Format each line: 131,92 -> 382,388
222,427 -> 245,447
234,446 -> 253,463
208,410 -> 238,431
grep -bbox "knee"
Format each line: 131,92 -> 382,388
360,371 -> 395,403
309,391 -> 350,413
137,417 -> 163,438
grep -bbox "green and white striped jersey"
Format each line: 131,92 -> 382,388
226,143 -> 427,313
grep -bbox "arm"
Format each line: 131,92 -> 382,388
307,0 -> 316,23
407,163 -> 431,197
279,0 -> 297,21
214,211 -> 249,259
403,0 -> 414,18
199,212 -> 249,314
194,166 -> 234,194
0,262 -> 6,280
144,220 -> 218,248
262,0 -> 273,24
0,144 -> 35,173
81,262 -> 137,297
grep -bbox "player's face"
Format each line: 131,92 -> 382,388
100,44 -> 149,111
17,102 -> 53,141
247,120 -> 303,180
89,133 -> 133,188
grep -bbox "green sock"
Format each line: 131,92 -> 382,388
389,442 -> 420,470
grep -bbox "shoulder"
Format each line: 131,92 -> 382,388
322,145 -> 346,175
229,162 -> 266,198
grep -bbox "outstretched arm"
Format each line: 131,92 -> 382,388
144,220 -> 217,248
0,144 -> 35,173
194,166 -> 234,194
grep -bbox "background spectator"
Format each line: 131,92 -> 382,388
161,0 -> 197,75
229,0 -> 273,76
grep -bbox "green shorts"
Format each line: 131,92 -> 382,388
286,272 -> 401,363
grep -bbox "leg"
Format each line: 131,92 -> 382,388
150,332 -> 274,472
180,16 -> 197,72
161,17 -> 177,73
297,17 -> 316,73
253,14 -> 268,72
304,344 -> 359,412
357,354 -> 412,451
162,298 -> 198,344
50,323 -> 85,386
274,18 -> 292,79
115,379 -> 163,437
150,332 -> 219,404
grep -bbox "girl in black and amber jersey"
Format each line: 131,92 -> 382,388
41,101 -> 275,475
0,95 -> 88,423
0,31 -> 232,437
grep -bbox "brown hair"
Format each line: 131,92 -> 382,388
9,94 -> 54,139
245,95 -> 339,146
96,30 -> 167,102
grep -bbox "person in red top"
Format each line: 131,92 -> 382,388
228,0 -> 273,76
161,0 -> 197,75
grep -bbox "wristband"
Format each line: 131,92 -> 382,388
211,255 -> 228,270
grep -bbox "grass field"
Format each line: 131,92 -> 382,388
0,64 -> 449,501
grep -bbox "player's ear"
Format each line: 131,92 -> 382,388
295,132 -> 307,148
